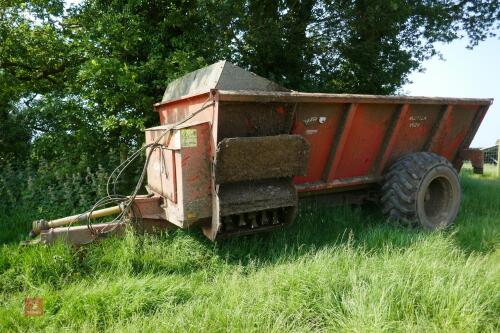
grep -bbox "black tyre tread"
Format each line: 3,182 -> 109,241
381,152 -> 457,227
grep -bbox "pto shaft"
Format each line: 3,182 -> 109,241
31,205 -> 122,237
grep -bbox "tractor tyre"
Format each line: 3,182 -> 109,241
381,152 -> 461,230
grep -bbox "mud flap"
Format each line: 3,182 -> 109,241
203,135 -> 308,240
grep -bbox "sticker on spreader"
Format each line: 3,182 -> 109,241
181,129 -> 197,147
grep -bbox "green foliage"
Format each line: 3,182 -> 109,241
0,105 -> 30,164
0,161 -> 111,243
0,171 -> 498,332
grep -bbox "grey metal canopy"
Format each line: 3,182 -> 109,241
162,60 -> 290,102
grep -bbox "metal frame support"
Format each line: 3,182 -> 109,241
460,148 -> 484,174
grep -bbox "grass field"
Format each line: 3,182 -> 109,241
0,166 -> 499,332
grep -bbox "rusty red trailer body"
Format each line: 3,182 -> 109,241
154,90 -> 490,191
213,90 -> 490,192
141,61 -> 492,240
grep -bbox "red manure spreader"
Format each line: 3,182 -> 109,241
29,61 -> 492,245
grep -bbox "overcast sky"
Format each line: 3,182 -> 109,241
405,37 -> 500,148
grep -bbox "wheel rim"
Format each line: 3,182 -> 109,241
423,176 -> 453,225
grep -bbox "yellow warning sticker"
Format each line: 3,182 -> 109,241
180,129 -> 197,147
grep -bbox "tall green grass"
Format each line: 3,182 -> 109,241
0,167 -> 498,332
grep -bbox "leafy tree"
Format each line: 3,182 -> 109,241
0,0 -> 235,170
0,0 -> 81,166
230,0 -> 317,90
231,0 -> 500,93
65,0 -> 232,157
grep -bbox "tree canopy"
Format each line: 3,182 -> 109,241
1,0 -> 499,170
